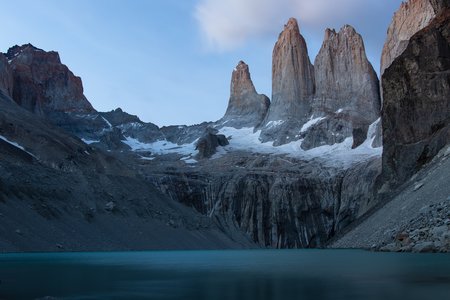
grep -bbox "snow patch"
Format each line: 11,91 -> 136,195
265,120 -> 285,129
123,136 -> 199,157
181,156 -> 198,164
216,127 -> 381,169
140,156 -> 155,161
101,116 -> 113,128
0,135 -> 37,158
300,117 -> 326,133
81,138 -> 99,145
336,109 -> 344,113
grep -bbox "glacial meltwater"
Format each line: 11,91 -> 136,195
0,250 -> 449,300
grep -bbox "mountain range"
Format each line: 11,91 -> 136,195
0,0 -> 449,252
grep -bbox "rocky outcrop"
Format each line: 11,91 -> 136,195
6,44 -> 95,115
381,9 -> 450,188
220,61 -> 270,128
314,25 -> 380,124
259,18 -> 315,145
380,0 -> 436,76
195,127 -> 229,159
305,25 -> 380,150
0,54 -> 13,98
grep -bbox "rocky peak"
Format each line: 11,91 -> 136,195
220,61 -> 270,128
230,61 -> 256,97
8,44 -> 95,115
313,24 -> 380,123
380,0 -> 436,76
264,17 -> 315,123
258,17 -> 315,145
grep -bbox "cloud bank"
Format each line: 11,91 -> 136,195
195,0 -> 398,52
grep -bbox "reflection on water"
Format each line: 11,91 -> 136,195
0,250 -> 449,300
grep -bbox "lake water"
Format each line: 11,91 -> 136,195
0,250 -> 449,300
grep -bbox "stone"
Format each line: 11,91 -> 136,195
412,241 -> 435,252
0,53 -> 13,98
381,9 -> 450,187
259,18 -> 315,144
195,127 -> 229,159
219,61 -> 270,128
314,25 -> 380,124
6,44 -> 95,115
380,0 -> 436,76
105,201 -> 116,212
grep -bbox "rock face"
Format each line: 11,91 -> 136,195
380,0 -> 436,76
220,61 -> 270,128
195,127 -> 229,159
6,44 -> 95,115
302,25 -> 381,150
0,54 -> 13,98
381,9 -> 450,188
314,25 -> 380,123
150,155 -> 381,248
259,18 -> 315,145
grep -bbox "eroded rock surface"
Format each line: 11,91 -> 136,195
259,18 -> 315,145
6,44 -> 95,115
380,0 -> 436,76
220,61 -> 270,128
381,9 -> 450,187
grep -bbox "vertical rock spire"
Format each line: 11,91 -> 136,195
314,25 -> 380,123
266,18 -> 315,123
259,18 -> 315,145
220,61 -> 270,128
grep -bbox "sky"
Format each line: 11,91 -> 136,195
0,0 -> 403,126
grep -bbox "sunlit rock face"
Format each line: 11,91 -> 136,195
380,0 -> 436,77
220,61 -> 270,129
305,25 -> 381,150
259,18 -> 315,145
314,25 -> 380,124
6,44 -> 95,115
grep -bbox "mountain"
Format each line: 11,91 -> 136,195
333,0 -> 450,252
6,44 -> 95,116
380,0 -> 436,76
381,6 -> 450,189
0,0 -> 448,252
219,61 -> 270,129
259,18 -> 315,145
303,25 -> 381,150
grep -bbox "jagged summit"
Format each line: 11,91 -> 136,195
313,24 -> 380,122
219,61 -> 270,129
6,44 -> 46,59
3,44 -> 94,115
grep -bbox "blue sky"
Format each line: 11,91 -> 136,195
1,0 -> 403,126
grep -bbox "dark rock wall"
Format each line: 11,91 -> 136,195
381,10 -> 450,187
149,156 -> 381,248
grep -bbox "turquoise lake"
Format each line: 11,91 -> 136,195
0,250 -> 449,299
